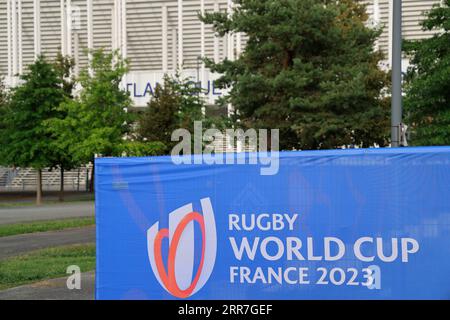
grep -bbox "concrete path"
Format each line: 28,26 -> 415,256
0,226 -> 95,260
0,271 -> 95,300
0,202 -> 94,225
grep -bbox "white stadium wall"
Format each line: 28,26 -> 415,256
0,0 -> 442,107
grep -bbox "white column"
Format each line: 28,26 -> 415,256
115,0 -> 121,51
177,0 -> 183,68
162,4 -> 168,72
373,0 -> 380,23
12,0 -> 18,80
172,28 -> 177,71
61,0 -> 66,55
112,0 -> 118,51
87,0 -> 93,51
18,0 -> 22,73
223,34 -> 228,61
213,0 -> 219,63
235,0 -> 241,57
200,0 -> 205,86
113,0 -> 117,50
34,0 -> 41,59
111,7 -> 116,50
87,0 -> 93,75
373,0 -> 380,51
200,0 -> 205,59
7,0 -> 12,80
121,0 -> 127,58
234,0 -> 241,57
121,0 -> 127,86
236,33 -> 241,56
74,33 -> 80,75
226,1 -> 234,115
388,0 -> 393,66
227,0 -> 234,61
66,0 -> 72,56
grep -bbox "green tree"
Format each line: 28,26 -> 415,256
54,52 -> 76,98
137,76 -> 181,152
137,73 -> 209,153
116,141 -> 167,157
200,0 -> 389,150
46,49 -> 133,192
50,53 -> 78,201
404,0 -> 450,146
0,56 -> 66,204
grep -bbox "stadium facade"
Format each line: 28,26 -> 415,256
0,0 -> 442,107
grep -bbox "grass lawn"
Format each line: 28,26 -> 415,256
0,244 -> 96,290
0,217 -> 95,238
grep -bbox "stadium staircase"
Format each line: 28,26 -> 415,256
0,167 -> 9,187
0,165 -> 92,191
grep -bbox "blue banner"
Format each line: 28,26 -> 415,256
95,147 -> 450,300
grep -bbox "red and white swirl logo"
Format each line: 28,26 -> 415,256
147,198 -> 217,298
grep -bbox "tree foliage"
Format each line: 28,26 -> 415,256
54,52 -> 76,98
116,141 -> 167,157
46,49 -> 133,165
47,53 -> 80,173
138,76 -> 182,151
0,56 -> 65,169
404,0 -> 450,146
137,73 -> 211,153
200,0 -> 390,150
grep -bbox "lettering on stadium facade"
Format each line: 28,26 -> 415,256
124,70 -> 225,106
126,80 -> 222,98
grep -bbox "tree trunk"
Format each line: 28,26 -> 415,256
89,162 -> 95,193
59,167 -> 65,202
36,169 -> 43,205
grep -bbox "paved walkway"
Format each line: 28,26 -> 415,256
0,271 -> 95,300
0,226 -> 95,260
0,202 -> 94,225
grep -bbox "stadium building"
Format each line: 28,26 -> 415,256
0,0 -> 442,107
0,0 -> 443,191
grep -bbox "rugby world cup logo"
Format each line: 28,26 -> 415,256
147,198 -> 217,298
